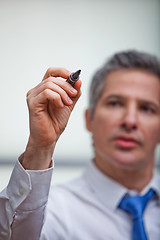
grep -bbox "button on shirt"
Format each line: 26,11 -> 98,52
41,161 -> 160,240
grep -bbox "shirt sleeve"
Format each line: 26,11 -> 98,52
0,156 -> 53,240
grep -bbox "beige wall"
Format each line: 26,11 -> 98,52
0,0 -> 160,163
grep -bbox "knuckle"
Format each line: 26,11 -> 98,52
43,81 -> 52,89
26,89 -> 32,97
43,77 -> 55,85
47,76 -> 54,82
46,67 -> 55,76
43,88 -> 50,97
54,93 -> 60,101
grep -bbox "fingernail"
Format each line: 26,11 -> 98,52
70,87 -> 77,94
67,97 -> 73,104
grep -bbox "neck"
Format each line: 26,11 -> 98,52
94,157 -> 154,193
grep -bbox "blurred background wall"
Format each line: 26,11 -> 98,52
0,0 -> 159,190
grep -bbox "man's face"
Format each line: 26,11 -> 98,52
86,69 -> 160,171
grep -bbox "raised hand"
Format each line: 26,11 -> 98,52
22,68 -> 81,170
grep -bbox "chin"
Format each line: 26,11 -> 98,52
95,148 -> 147,170
111,151 -> 144,169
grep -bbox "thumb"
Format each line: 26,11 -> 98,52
71,80 -> 82,105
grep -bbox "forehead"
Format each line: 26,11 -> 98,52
102,69 -> 160,103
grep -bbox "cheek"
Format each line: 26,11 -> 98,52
92,113 -> 115,141
93,108 -> 122,131
151,127 -> 160,144
142,121 -> 160,147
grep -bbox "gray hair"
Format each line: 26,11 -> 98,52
89,50 -> 160,119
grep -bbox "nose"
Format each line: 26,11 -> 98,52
121,103 -> 138,131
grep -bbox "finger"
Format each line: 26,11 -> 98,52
28,78 -> 78,102
42,67 -> 71,81
28,68 -> 79,97
28,85 -> 74,109
42,77 -> 78,96
29,89 -> 65,109
70,80 -> 82,102
72,79 -> 82,92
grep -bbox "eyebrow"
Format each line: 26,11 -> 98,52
140,100 -> 160,111
104,94 -> 160,110
104,95 -> 123,100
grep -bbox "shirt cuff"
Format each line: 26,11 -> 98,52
6,155 -> 54,211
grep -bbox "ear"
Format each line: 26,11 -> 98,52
85,109 -> 92,132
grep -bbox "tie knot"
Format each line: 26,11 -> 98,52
119,189 -> 155,220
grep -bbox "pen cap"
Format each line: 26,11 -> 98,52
66,69 -> 81,86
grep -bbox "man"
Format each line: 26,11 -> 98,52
0,50 -> 160,240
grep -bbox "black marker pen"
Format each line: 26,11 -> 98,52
66,69 -> 81,86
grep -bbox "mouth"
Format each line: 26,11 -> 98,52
114,136 -> 139,149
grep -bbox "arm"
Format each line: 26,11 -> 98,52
0,67 -> 81,240
0,157 -> 53,240
22,67 -> 81,170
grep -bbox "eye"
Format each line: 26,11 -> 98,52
108,101 -> 122,107
141,106 -> 155,114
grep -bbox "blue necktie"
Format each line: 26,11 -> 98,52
119,189 -> 155,240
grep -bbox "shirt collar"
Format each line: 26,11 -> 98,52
142,170 -> 160,203
83,160 -> 160,210
83,160 -> 127,210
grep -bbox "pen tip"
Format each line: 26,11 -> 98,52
73,69 -> 81,79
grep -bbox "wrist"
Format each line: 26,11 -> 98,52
22,141 -> 55,170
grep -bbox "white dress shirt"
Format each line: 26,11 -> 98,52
0,158 -> 53,240
41,161 -> 160,240
0,160 -> 159,240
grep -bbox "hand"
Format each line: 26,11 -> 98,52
22,68 -> 81,170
